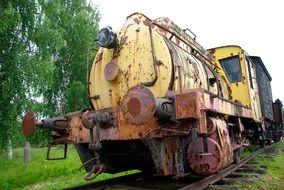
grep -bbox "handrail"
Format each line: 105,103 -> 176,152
86,47 -> 98,96
141,24 -> 158,86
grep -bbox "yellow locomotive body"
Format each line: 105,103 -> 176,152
89,13 -> 219,111
209,46 -> 262,122
23,13 -> 274,180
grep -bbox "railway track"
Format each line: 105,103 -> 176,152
63,145 -> 273,190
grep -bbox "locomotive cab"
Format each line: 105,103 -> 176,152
208,46 -> 262,122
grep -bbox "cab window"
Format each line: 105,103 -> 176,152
219,56 -> 242,83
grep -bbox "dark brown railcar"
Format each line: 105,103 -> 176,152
273,99 -> 284,123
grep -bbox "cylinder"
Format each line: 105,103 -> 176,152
88,13 -> 216,110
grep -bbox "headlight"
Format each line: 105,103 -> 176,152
97,26 -> 118,49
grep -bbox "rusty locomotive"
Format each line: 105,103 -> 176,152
23,13 -> 283,180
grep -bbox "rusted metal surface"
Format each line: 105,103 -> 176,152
47,102 -> 191,143
153,17 -> 204,54
22,111 -> 69,137
163,37 -> 213,95
88,13 -> 172,110
174,91 -> 200,119
66,88 -> 253,144
273,99 -> 284,122
187,117 -> 233,175
187,137 -> 223,175
209,118 -> 233,168
68,111 -> 92,143
180,146 -> 270,190
65,108 -> 160,143
81,110 -> 94,129
174,90 -> 207,134
104,61 -> 119,82
121,85 -> 156,125
22,111 -> 37,137
152,17 -> 215,68
84,164 -> 105,181
174,89 -> 253,121
145,137 -> 185,176
88,12 -> 219,111
203,91 -> 253,118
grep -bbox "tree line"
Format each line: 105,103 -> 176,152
0,0 -> 100,151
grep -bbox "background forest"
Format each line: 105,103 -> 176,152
0,0 -> 100,151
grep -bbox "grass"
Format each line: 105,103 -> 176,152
241,144 -> 260,157
0,145 -> 137,190
2,141 -> 284,190
235,140 -> 284,190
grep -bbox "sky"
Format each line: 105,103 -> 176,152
91,0 -> 284,101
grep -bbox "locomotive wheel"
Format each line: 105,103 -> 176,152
187,137 -> 223,175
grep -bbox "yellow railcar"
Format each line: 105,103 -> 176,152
208,46 -> 262,122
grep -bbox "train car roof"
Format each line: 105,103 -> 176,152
207,45 -> 243,50
249,56 -> 272,81
207,46 -> 272,81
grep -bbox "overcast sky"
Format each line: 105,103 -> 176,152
91,0 -> 284,101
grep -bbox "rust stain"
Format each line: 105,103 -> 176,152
135,28 -> 140,47
109,89 -> 113,105
133,18 -> 140,24
121,85 -> 156,126
143,19 -> 151,27
175,36 -> 180,45
95,52 -> 103,64
162,17 -> 169,24
127,97 -> 141,117
104,61 -> 119,82
120,36 -> 129,46
156,60 -> 163,66
208,49 -> 215,55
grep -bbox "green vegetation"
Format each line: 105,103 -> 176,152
241,144 -> 261,158
0,145 -> 82,190
0,145 -> 137,190
1,142 -> 284,189
0,0 -> 100,151
235,141 -> 284,190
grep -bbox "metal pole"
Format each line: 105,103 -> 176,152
7,138 -> 13,159
24,142 -> 30,164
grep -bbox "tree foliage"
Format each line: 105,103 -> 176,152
34,0 -> 100,115
0,0 -> 100,150
0,0 -> 37,150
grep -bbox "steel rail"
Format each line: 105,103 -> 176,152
62,145 -> 272,190
62,172 -> 145,190
178,145 -> 271,190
